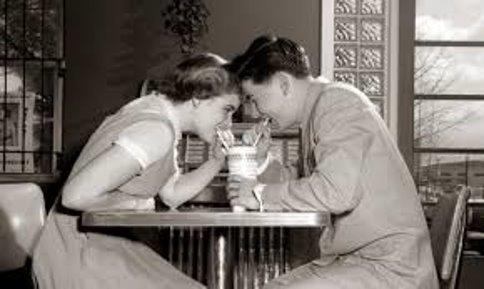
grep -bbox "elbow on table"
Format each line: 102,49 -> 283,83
61,184 -> 88,211
329,190 -> 362,215
159,192 -> 182,210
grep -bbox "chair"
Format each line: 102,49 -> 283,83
0,183 -> 46,272
429,185 -> 470,289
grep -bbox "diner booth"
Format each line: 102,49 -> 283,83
1,0 -> 483,288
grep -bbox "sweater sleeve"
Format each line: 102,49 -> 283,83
261,86 -> 376,214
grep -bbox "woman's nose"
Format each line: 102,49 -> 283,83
217,118 -> 232,130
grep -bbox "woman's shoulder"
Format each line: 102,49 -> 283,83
115,119 -> 175,169
120,119 -> 175,145
118,94 -> 165,114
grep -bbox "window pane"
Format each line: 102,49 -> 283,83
335,0 -> 357,15
0,0 -> 62,176
334,70 -> 357,86
335,17 -> 357,41
360,72 -> 384,96
415,47 -> 484,95
414,153 -> 484,200
0,152 -> 35,173
335,44 -> 357,68
414,100 -> 484,149
416,0 -> 484,41
43,6 -> 61,58
25,9 -> 42,58
0,0 -> 61,59
1,62 -> 56,173
361,0 -> 384,15
361,18 -> 384,42
4,1 -> 24,58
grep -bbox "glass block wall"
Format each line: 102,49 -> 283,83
333,0 -> 390,118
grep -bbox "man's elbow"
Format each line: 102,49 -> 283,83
159,192 -> 182,209
330,197 -> 359,214
330,187 -> 363,214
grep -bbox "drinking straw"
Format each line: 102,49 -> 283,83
216,127 -> 231,151
252,188 -> 264,212
252,118 -> 271,147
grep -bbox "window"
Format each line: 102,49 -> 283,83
0,0 -> 64,181
400,0 -> 484,200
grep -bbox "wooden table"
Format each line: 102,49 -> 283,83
82,207 -> 330,289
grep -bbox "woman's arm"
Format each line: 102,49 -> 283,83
61,145 -> 152,211
62,121 -> 173,211
160,139 -> 225,208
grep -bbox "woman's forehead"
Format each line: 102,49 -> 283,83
216,93 -> 240,106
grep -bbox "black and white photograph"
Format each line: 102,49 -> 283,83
0,100 -> 21,148
1,0 -> 483,289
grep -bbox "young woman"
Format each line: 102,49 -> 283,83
32,53 -> 240,289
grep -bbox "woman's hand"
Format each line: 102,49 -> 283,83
211,135 -> 228,167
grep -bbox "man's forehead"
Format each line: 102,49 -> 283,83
241,80 -> 263,94
241,78 -> 259,88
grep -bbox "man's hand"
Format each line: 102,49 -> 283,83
226,175 -> 259,210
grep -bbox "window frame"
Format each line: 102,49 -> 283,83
399,0 -> 484,188
0,0 -> 65,182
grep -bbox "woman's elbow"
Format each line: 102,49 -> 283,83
61,184 -> 87,211
61,195 -> 84,211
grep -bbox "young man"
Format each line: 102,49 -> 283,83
227,35 -> 438,289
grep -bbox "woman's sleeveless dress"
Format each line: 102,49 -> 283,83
32,96 -> 205,289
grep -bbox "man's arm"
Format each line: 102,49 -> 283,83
262,88 -> 376,214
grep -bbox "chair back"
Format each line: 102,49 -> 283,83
0,183 -> 45,271
429,185 -> 470,289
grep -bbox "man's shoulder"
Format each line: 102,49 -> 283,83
321,82 -> 368,102
309,81 -> 378,129
312,81 -> 371,113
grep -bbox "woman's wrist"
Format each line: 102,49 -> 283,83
135,197 -> 155,210
208,156 -> 226,169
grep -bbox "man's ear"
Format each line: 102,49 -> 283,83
276,71 -> 292,97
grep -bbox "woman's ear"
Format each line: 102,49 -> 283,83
277,72 -> 292,97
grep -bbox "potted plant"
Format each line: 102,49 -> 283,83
161,0 -> 210,56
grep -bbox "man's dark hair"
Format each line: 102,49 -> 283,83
228,35 -> 311,84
